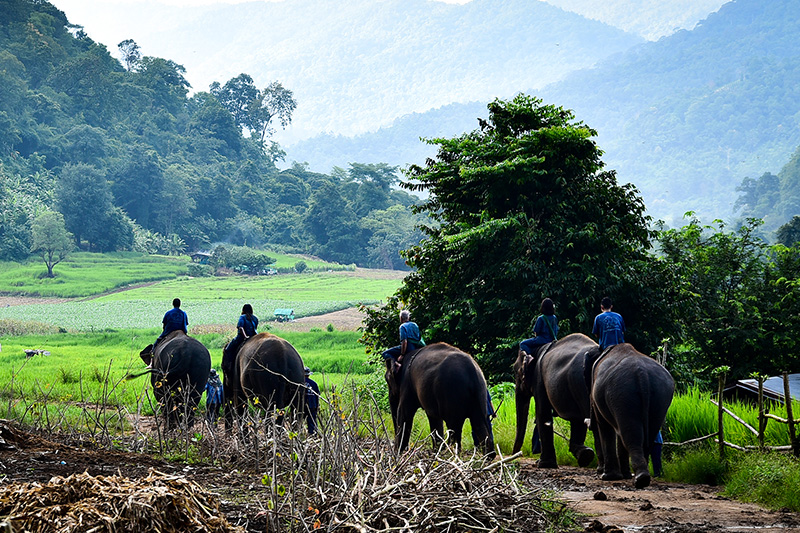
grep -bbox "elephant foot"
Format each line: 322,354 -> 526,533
535,459 -> 558,469
576,447 -> 595,468
601,472 -> 624,481
634,472 -> 651,489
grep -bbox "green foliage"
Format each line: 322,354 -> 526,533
0,0 -> 423,268
656,216 -> 800,378
363,94 -> 667,381
30,210 -> 73,278
664,447 -> 729,485
294,260 -> 307,273
725,452 -> 800,511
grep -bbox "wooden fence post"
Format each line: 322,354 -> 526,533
783,372 -> 799,457
757,375 -> 765,450
717,370 -> 726,459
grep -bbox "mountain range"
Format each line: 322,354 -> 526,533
48,0 -> 798,223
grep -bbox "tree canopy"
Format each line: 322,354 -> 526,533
362,95 -> 665,379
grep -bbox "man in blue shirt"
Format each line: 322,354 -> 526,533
157,298 -> 188,343
382,310 -> 425,374
592,296 -> 625,350
304,366 -> 320,434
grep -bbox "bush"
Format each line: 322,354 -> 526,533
186,263 -> 212,277
294,260 -> 307,273
725,452 -> 800,511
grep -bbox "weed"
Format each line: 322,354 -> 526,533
664,446 -> 729,485
725,452 -> 800,511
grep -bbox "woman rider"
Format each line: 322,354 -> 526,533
520,297 -> 558,356
222,304 -> 259,371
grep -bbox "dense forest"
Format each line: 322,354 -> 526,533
0,0 -> 425,269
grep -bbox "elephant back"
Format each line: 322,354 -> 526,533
406,343 -> 488,413
151,331 -> 211,385
236,333 -> 305,407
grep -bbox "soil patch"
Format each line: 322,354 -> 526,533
273,307 -> 365,332
518,460 -> 800,532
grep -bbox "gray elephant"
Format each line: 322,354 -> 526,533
591,343 -> 674,489
223,333 -> 306,425
513,333 -> 597,468
385,342 -> 495,458
139,330 -> 211,427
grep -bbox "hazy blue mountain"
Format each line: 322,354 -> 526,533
52,0 -> 642,144
288,0 -> 800,224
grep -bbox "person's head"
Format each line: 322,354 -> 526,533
540,298 -> 555,316
210,368 -> 217,377
172,298 -> 181,308
600,297 -> 613,311
399,310 -> 411,323
242,303 -> 253,316
304,366 -> 312,376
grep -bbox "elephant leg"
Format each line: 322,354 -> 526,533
617,435 -> 632,479
446,419 -> 464,454
618,430 -> 650,489
395,397 -> 419,453
471,414 -> 496,459
568,419 -> 595,467
427,415 -> 445,449
597,416 -> 623,481
536,407 -> 558,468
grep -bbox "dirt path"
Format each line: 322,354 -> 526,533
519,461 -> 800,532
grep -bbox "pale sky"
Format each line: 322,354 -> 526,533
51,0 -> 470,6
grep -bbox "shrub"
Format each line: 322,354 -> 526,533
186,263 -> 212,277
294,260 -> 307,273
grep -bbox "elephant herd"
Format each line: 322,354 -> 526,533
139,329 -> 673,490
139,330 -> 306,428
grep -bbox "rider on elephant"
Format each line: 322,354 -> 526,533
144,298 -> 188,363
520,297 -> 558,356
592,296 -> 625,351
382,310 -> 425,375
222,304 -> 259,372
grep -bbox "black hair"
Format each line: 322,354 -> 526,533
242,303 -> 254,316
540,298 -> 555,316
173,298 -> 181,308
601,296 -> 612,309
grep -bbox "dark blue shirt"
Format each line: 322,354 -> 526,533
399,321 -> 424,351
236,314 -> 259,339
592,311 -> 625,349
533,314 -> 558,343
205,378 -> 224,404
162,307 -> 188,335
305,377 -> 320,409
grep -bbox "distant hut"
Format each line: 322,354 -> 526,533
190,252 -> 212,265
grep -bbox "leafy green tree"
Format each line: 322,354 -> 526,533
209,73 -> 259,131
359,205 -> 425,270
294,260 -> 308,273
656,216 -> 778,378
30,211 -> 73,277
249,81 -> 297,145
304,180 -> 363,264
362,94 -> 655,380
776,215 -> 800,247
111,146 -> 163,229
56,163 -> 113,248
117,39 -> 141,71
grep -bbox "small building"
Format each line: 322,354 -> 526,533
190,252 -> 212,265
723,374 -> 800,404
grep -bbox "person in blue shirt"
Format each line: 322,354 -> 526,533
651,430 -> 664,477
304,366 -> 320,434
382,310 -> 425,374
592,296 -> 626,350
156,298 -> 188,346
205,368 -> 224,423
520,298 -> 558,356
223,304 -> 259,372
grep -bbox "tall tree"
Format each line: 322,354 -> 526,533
249,81 -> 297,144
56,163 -> 113,248
117,39 -> 141,71
30,211 -> 73,278
361,94 -> 656,380
209,73 -> 259,131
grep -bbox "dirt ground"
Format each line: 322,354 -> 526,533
0,419 -> 796,532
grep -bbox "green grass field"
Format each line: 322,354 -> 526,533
0,253 -> 188,298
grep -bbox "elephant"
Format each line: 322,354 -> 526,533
513,333 -> 598,468
223,333 -> 306,426
590,343 -> 674,489
385,342 -> 495,458
139,330 -> 211,427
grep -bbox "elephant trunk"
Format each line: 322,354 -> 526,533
513,382 -> 532,454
